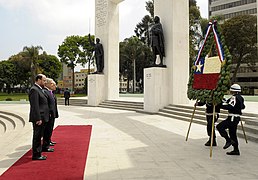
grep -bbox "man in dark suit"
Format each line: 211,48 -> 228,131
64,88 -> 70,106
29,74 -> 49,160
42,78 -> 59,152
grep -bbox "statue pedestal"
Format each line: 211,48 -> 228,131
144,67 -> 169,113
87,74 -> 105,106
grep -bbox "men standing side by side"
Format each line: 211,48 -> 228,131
64,88 -> 70,106
42,78 -> 59,152
217,84 -> 245,155
29,74 -> 49,160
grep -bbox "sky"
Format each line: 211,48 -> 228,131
0,0 -> 208,61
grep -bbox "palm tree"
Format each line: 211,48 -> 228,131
22,45 -> 43,85
120,36 -> 149,93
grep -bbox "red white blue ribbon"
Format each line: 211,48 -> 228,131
194,21 -> 224,66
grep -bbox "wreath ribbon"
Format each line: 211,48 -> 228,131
194,21 -> 224,66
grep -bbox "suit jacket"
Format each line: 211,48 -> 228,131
29,84 -> 49,123
44,89 -> 59,118
64,90 -> 70,99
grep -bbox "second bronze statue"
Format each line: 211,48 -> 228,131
88,34 -> 104,74
149,16 -> 165,67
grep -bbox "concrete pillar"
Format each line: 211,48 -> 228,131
154,0 -> 189,105
94,0 -> 124,102
87,74 -> 105,106
144,67 -> 168,113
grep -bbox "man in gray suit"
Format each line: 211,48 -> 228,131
43,78 -> 59,151
29,74 -> 49,160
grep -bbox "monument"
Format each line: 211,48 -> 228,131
88,0 -> 189,111
144,0 -> 189,112
88,0 -> 122,106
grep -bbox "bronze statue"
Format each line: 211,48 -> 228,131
88,34 -> 104,73
149,16 -> 165,66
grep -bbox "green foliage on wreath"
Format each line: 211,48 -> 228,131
187,22 -> 232,105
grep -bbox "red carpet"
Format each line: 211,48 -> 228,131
0,125 -> 92,180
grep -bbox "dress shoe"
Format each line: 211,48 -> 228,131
51,141 -> 57,144
49,142 -> 55,146
226,150 -> 240,155
42,148 -> 54,152
32,155 -> 47,160
223,141 -> 232,149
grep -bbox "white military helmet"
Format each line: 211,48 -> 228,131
230,84 -> 241,92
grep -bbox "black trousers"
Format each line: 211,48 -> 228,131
216,116 -> 240,148
43,116 -> 55,149
32,122 -> 45,157
206,114 -> 218,138
65,98 -> 69,105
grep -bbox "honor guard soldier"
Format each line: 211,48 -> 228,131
216,84 -> 245,155
195,101 -> 220,146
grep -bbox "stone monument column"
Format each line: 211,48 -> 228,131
88,0 -> 123,106
144,0 -> 189,112
155,0 -> 189,105
95,0 -> 124,101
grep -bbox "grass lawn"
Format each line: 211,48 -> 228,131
0,93 -> 86,101
0,93 -> 29,101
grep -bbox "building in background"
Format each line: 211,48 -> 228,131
60,63 -> 73,92
58,63 -> 95,94
74,69 -> 94,92
208,0 -> 258,95
209,0 -> 257,19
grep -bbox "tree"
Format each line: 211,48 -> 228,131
189,0 -> 204,66
80,35 -> 94,70
222,15 -> 257,82
189,0 -> 197,6
134,0 -> 154,45
38,52 -> 62,83
0,60 -> 16,93
120,36 -> 150,92
22,45 -> 43,85
58,35 -> 92,92
9,53 -> 31,89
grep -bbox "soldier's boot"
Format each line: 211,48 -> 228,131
205,138 -> 217,146
223,140 -> 233,149
226,146 -> 240,155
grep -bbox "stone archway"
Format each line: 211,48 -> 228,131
88,0 -> 189,111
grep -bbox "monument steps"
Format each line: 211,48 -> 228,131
165,105 -> 258,126
0,111 -> 26,135
159,104 -> 258,143
0,119 -> 7,134
57,99 -> 87,106
0,115 -> 15,133
99,100 -> 143,110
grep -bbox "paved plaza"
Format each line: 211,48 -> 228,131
0,99 -> 258,179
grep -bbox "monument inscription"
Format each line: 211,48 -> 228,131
96,0 -> 108,27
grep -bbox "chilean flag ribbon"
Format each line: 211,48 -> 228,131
192,21 -> 224,90
194,21 -> 224,66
